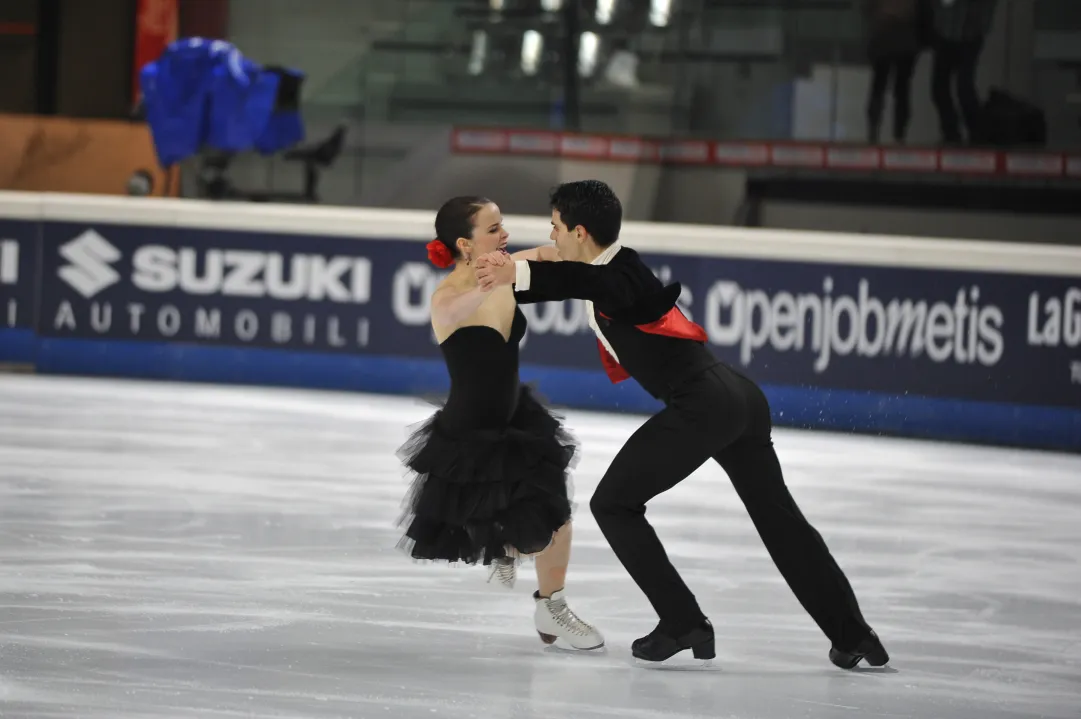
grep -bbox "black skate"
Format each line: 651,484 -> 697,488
829,629 -> 890,669
631,619 -> 717,669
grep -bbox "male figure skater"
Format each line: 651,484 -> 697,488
475,180 -> 888,669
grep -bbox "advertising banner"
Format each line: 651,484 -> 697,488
634,251 -> 1081,409
0,218 -> 38,364
35,222 -> 612,369
0,221 -> 36,329
40,222 -> 379,354
35,220 -> 1080,411
1,181 -> 1073,449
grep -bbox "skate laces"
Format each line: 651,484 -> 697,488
546,596 -> 596,636
488,558 -> 516,589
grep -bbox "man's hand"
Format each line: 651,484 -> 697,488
476,258 -> 516,291
474,252 -> 510,291
476,251 -> 510,269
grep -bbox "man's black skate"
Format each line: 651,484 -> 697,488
829,630 -> 889,669
631,619 -> 716,669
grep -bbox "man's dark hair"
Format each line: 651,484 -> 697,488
549,180 -> 622,248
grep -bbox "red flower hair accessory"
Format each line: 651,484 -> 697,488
426,239 -> 454,269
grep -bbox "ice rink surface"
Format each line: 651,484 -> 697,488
0,374 -> 1079,719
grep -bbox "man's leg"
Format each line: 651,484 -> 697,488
714,437 -> 873,649
590,402 -> 737,632
892,53 -> 917,142
866,56 -> 892,144
713,377 -> 886,666
931,41 -> 962,143
955,39 -> 985,143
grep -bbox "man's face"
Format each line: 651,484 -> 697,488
549,209 -> 584,262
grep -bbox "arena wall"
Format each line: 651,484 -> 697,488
1,191 -> 1079,451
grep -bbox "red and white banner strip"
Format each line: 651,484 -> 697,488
451,127 -> 1081,179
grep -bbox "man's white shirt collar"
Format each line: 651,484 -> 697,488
587,243 -> 622,362
591,241 -> 622,266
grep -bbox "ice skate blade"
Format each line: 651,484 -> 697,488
538,632 -> 606,653
633,655 -> 719,671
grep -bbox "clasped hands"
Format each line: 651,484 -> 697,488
475,250 -> 515,292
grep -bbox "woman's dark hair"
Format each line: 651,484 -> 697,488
434,196 -> 490,259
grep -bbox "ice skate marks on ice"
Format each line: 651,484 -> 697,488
633,654 -> 720,671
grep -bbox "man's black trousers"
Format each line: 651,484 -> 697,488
589,363 -> 873,649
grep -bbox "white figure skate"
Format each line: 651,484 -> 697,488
487,557 -> 517,589
534,589 -> 605,650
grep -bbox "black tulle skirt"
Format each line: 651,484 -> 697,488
396,385 -> 577,566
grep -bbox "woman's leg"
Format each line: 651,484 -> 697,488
535,521 -> 573,597
532,521 -> 604,649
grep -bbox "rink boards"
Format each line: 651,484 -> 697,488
1,191 -> 1079,451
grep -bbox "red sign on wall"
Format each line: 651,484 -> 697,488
132,0 -> 178,103
452,127 -> 1081,180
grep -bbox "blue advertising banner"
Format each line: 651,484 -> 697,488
39,222 -> 380,353
35,221 -> 613,367
11,211 -> 1081,451
632,251 -> 1081,410
0,219 -> 39,364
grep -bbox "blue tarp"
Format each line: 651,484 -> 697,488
139,38 -> 305,167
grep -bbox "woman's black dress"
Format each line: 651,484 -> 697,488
397,306 -> 576,565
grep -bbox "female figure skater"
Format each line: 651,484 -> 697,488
397,196 -> 604,651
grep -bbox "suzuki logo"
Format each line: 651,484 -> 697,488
58,230 -> 121,298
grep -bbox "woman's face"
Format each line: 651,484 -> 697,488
458,202 -> 508,260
